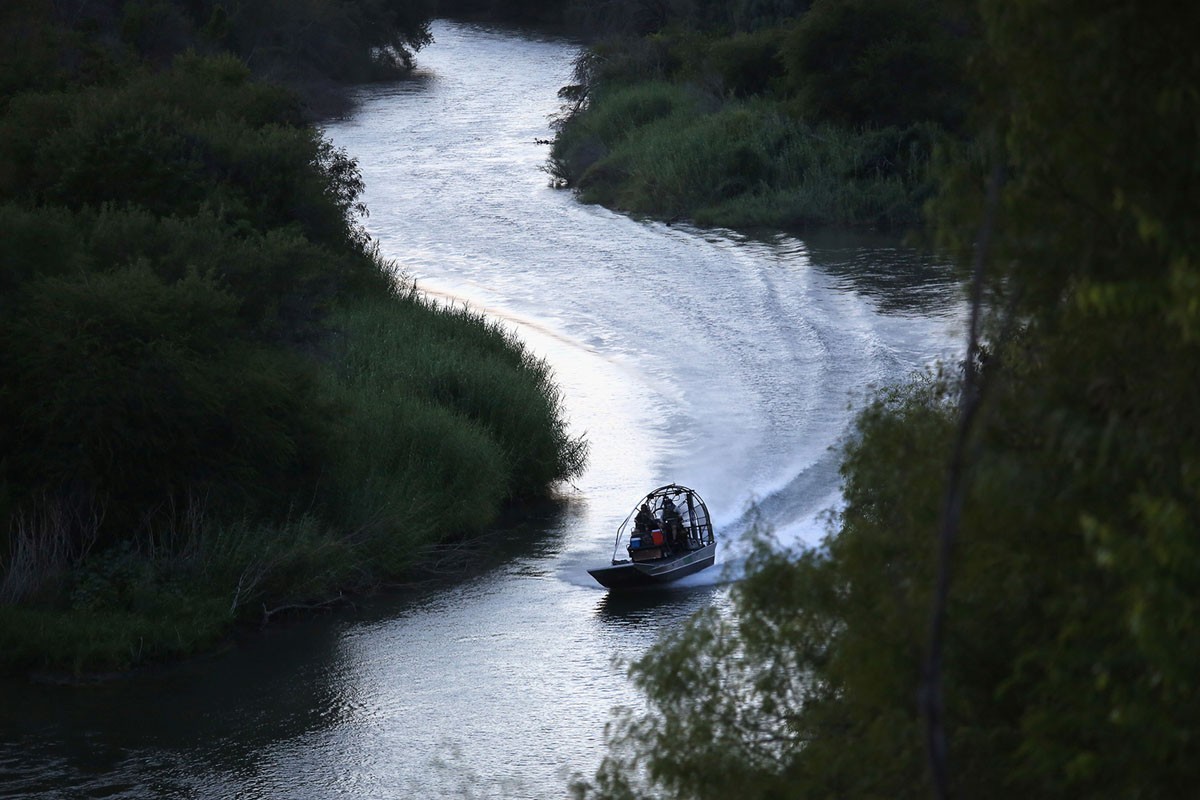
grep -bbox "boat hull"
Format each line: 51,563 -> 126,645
588,543 -> 717,589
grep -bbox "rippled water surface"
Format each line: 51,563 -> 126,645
0,21 -> 964,799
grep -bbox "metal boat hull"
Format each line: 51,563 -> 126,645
588,543 -> 717,589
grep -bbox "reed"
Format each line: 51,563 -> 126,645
319,289 -> 586,536
555,84 -> 940,230
0,284 -> 587,677
0,496 -> 102,606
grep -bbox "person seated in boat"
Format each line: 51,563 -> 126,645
660,496 -> 683,548
634,502 -> 657,534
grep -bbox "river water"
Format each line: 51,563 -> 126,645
0,21 -> 964,800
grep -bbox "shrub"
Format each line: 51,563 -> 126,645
703,27 -> 787,97
552,80 -> 694,184
0,204 -> 90,301
318,291 -> 587,540
780,0 -> 972,130
0,54 -> 370,251
557,84 -> 939,228
0,265 -> 325,543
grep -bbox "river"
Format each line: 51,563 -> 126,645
0,20 -> 964,800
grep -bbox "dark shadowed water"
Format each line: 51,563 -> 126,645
0,21 -> 964,800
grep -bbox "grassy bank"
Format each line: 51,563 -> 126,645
552,81 -> 939,230
549,1 -> 973,231
0,6 -> 586,678
0,287 -> 585,678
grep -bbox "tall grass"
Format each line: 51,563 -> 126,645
0,495 -> 102,606
552,84 -> 942,230
320,286 -> 586,512
0,502 -> 356,675
0,285 -> 587,677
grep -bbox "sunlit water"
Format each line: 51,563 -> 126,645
0,21 -> 964,799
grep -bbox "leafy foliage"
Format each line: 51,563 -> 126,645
0,265 -> 325,542
560,0 -> 813,37
702,28 -> 787,98
318,291 -> 587,540
781,0 -> 973,130
0,0 -> 434,109
0,54 -> 369,250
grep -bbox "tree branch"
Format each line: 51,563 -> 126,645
922,161 -> 1005,800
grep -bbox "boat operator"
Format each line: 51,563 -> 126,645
661,496 -> 683,548
634,502 -> 657,533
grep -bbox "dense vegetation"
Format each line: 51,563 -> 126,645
549,0 -> 974,229
572,0 -> 1200,797
0,2 -> 585,676
2,0 -> 435,115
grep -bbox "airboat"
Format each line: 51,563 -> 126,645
587,484 -> 717,589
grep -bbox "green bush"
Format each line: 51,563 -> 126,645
726,0 -> 811,31
318,292 -> 587,541
0,54 -> 369,250
703,27 -> 786,97
79,207 -> 386,341
119,0 -> 194,66
552,80 -> 693,183
780,0 -> 972,130
592,81 -> 691,143
0,265 -> 325,541
0,0 -> 433,105
222,0 -> 434,84
0,204 -> 90,300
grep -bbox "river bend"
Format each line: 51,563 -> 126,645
0,20 -> 963,800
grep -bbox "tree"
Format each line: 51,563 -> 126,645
780,0 -> 973,130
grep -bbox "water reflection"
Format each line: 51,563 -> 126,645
676,224 -> 962,319
593,584 -> 724,631
0,613 -> 356,797
800,230 -> 961,317
0,503 -> 576,799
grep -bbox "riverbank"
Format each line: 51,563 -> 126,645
0,283 -> 585,680
551,82 -> 942,230
0,8 -> 585,680
549,4 -> 973,231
